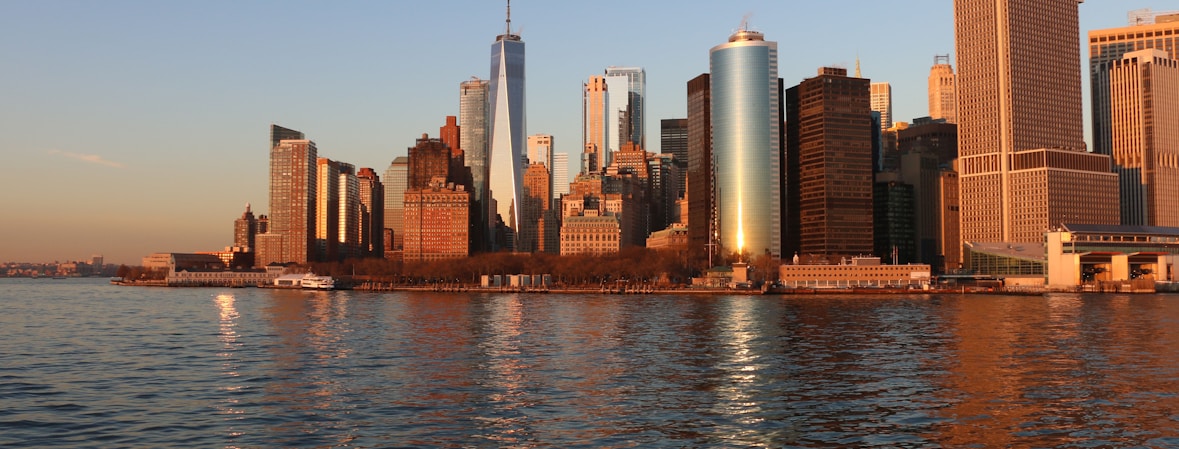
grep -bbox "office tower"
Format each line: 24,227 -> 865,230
954,0 -> 1118,244
487,3 -> 526,251
897,151 -> 942,266
528,134 -> 553,168
1088,10 -> 1179,157
870,82 -> 893,131
257,125 -> 316,266
357,167 -> 384,257
647,153 -> 681,233
898,119 -> 958,167
460,78 -> 490,244
686,73 -> 712,266
605,66 -> 647,151
560,215 -> 622,256
873,179 -> 917,264
408,134 -> 451,190
785,67 -> 874,259
552,152 -> 569,202
336,162 -> 360,260
383,157 -> 409,251
582,75 -> 609,174
233,203 -> 257,250
440,116 -> 460,152
710,28 -> 781,259
519,162 -> 551,253
939,168 -> 961,272
928,55 -> 958,123
660,118 -> 688,196
1107,49 -> 1179,226
403,176 -> 470,261
316,158 -> 341,261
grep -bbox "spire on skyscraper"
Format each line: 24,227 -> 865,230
855,53 -> 862,78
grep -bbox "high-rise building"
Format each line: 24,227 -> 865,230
686,73 -> 712,266
403,176 -> 470,261
870,82 -> 893,131
954,0 -> 1118,245
710,29 -> 781,259
257,125 -> 316,266
1088,11 -> 1179,157
440,116 -> 460,152
605,66 -> 647,151
897,119 -> 958,167
582,75 -> 609,174
873,179 -> 917,264
336,162 -> 360,260
357,167 -> 384,257
519,162 -> 551,253
785,67 -> 874,259
527,134 -> 553,168
660,118 -> 688,197
928,55 -> 958,124
383,157 -> 408,251
233,203 -> 257,250
1106,49 -> 1179,227
552,152 -> 569,203
408,134 -> 451,190
315,158 -> 342,261
939,167 -> 961,272
460,78 -> 490,246
487,4 -> 526,251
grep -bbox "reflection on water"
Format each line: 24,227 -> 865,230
3,279 -> 1179,448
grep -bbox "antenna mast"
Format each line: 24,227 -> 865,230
506,0 -> 512,34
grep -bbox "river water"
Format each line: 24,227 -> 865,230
3,278 -> 1179,448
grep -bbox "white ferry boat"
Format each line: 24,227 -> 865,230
272,273 -> 335,290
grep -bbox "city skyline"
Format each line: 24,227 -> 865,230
1,1 -> 1172,264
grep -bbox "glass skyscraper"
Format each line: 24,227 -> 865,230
488,9 -> 526,251
710,29 -> 781,258
605,66 -> 646,153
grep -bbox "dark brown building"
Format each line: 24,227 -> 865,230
897,120 -> 958,167
686,73 -> 712,268
408,134 -> 451,190
785,67 -> 874,260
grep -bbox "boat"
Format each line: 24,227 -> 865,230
271,273 -> 335,290
300,275 -> 335,290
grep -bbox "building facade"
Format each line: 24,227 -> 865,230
660,118 -> 688,197
582,75 -> 609,174
383,157 -> 408,252
870,82 -> 893,131
1104,49 -> 1179,228
928,55 -> 957,124
710,29 -> 781,258
1088,12 -> 1179,157
233,203 -> 257,250
785,67 -> 874,259
954,0 -> 1119,246
686,74 -> 713,267
460,78 -> 490,251
257,125 -> 316,267
357,167 -> 384,257
559,214 -> 622,256
488,10 -> 526,251
403,177 -> 471,262
605,66 -> 646,151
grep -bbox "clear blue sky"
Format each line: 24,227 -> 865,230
1,0 -> 1171,264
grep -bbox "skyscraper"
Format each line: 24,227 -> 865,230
357,167 -> 384,257
315,158 -> 341,261
257,125 -> 316,266
710,28 -> 780,258
582,75 -> 608,174
1106,49 -> 1179,227
785,67 -> 874,259
336,162 -> 360,260
686,73 -> 712,266
487,2 -> 526,251
383,157 -> 409,252
660,118 -> 688,197
552,152 -> 569,202
459,79 -> 490,223
440,116 -> 460,152
1088,11 -> 1179,157
954,0 -> 1118,245
408,134 -> 451,190
928,55 -> 958,124
233,203 -> 257,250
527,134 -> 553,168
870,82 -> 893,131
605,66 -> 647,152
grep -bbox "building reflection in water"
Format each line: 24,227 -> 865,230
214,293 -> 245,428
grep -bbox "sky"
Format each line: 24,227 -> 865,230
1,0 -> 1174,265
